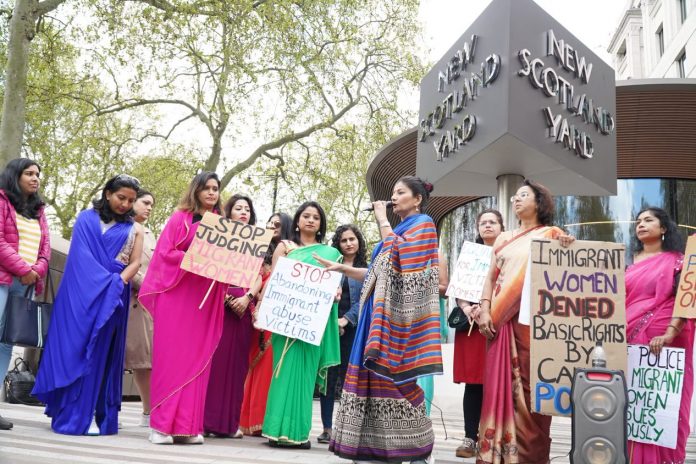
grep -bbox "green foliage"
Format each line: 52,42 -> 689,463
1,0 -> 427,243
129,149 -> 202,234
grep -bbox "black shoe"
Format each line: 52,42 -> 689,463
317,431 -> 331,443
0,415 -> 13,430
267,439 -> 311,449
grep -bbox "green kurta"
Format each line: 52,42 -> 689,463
262,243 -> 342,444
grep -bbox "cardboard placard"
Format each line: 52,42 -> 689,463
256,257 -> 342,346
180,212 -> 274,287
627,344 -> 685,449
445,241 -> 492,302
529,239 -> 627,416
674,235 -> 696,318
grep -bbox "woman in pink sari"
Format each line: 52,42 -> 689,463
475,180 -> 573,464
139,172 -> 227,445
626,207 -> 694,464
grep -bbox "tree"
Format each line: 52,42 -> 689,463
0,0 -> 67,166
85,0 -> 424,190
0,16 -> 144,237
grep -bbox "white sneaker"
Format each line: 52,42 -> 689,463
86,418 -> 99,436
175,434 -> 204,445
139,413 -> 150,428
149,430 -> 174,445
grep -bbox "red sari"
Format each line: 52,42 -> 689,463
626,251 -> 694,464
238,268 -> 273,436
477,226 -> 562,464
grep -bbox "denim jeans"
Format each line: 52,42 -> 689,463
0,277 -> 32,375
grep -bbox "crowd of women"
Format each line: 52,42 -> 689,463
0,156 -> 694,464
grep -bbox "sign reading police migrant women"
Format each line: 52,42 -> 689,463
256,257 -> 342,346
181,212 -> 274,288
674,235 -> 696,319
529,239 -> 627,416
627,344 -> 685,449
446,241 -> 492,302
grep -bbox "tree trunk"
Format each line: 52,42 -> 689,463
0,0 -> 38,166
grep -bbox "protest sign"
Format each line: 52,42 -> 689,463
674,235 -> 696,318
181,212 -> 274,287
529,239 -> 627,416
446,241 -> 492,302
256,257 -> 342,346
627,344 -> 685,449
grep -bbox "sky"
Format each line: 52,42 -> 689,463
418,0 -> 629,66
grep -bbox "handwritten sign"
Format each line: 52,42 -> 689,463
529,239 -> 627,416
674,235 -> 696,319
446,241 -> 492,302
256,257 -> 342,346
627,344 -> 685,449
181,212 -> 274,287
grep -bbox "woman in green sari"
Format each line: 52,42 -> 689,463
261,201 -> 341,449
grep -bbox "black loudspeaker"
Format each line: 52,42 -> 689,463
570,368 -> 628,464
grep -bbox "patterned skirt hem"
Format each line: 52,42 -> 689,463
330,444 -> 431,463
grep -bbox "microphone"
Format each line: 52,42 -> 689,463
362,201 -> 393,212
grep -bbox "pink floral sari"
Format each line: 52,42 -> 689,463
626,251 -> 694,464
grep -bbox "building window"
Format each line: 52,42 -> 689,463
677,50 -> 687,77
679,0 -> 688,23
656,25 -> 664,57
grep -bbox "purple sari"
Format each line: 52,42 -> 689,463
203,286 -> 255,435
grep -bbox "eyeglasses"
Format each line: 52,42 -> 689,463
266,220 -> 281,229
478,220 -> 499,227
510,192 -> 531,203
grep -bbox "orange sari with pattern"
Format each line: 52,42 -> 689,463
477,226 -> 563,464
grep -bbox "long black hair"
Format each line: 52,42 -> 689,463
224,194 -> 257,225
263,212 -> 293,266
291,201 -> 327,244
92,174 -> 141,223
633,207 -> 684,253
0,158 -> 45,219
331,224 -> 368,268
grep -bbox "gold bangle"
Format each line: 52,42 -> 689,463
669,324 -> 682,333
379,222 -> 391,228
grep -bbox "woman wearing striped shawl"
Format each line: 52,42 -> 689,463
330,176 -> 442,464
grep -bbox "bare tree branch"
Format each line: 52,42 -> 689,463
36,0 -> 67,16
219,91 -> 361,188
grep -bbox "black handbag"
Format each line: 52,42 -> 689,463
0,273 -> 54,348
4,358 -> 42,405
448,306 -> 471,331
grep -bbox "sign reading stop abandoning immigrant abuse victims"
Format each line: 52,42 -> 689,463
181,212 -> 274,288
256,257 -> 342,346
529,239 -> 627,416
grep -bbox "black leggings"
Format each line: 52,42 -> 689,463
463,383 -> 483,440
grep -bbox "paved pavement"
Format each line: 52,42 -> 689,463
1,400 -> 695,464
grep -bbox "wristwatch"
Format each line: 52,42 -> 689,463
246,292 -> 255,300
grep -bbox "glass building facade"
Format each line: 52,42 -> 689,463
439,178 -> 696,306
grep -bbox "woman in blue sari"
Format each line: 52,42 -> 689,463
34,174 -> 144,435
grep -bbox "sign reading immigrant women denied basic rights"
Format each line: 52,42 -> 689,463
674,235 -> 696,319
446,241 -> 492,302
181,212 -> 274,288
529,239 -> 627,416
256,257 -> 342,346
627,344 -> 685,449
